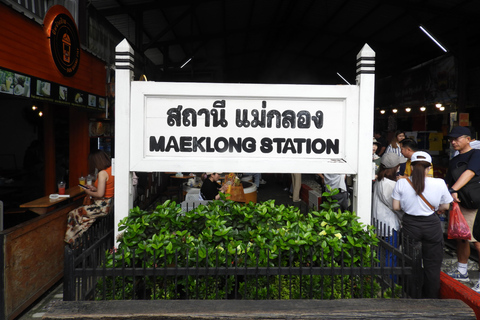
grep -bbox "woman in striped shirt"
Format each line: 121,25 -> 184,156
386,130 -> 406,157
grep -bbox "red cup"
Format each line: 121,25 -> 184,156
58,182 -> 66,195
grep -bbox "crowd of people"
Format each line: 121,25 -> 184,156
372,126 -> 480,298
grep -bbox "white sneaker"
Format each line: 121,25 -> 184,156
446,269 -> 470,282
472,281 -> 480,294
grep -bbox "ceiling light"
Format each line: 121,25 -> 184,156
380,110 -> 385,114
336,72 -> 351,85
405,108 -> 411,112
419,25 -> 448,53
435,103 -> 442,108
392,109 -> 398,113
180,57 -> 192,69
439,106 -> 445,111
420,106 -> 426,112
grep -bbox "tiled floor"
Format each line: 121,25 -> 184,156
16,282 -> 63,319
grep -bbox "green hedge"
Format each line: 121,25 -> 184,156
99,188 -> 384,299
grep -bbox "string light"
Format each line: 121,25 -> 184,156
392,109 -> 398,113
435,103 -> 442,108
405,107 -> 411,112
439,106 -> 445,111
420,106 -> 426,112
38,111 -> 43,117
380,110 -> 385,114
32,105 -> 37,110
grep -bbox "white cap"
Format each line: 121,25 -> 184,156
411,151 -> 432,165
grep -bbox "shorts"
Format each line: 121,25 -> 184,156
459,205 -> 479,242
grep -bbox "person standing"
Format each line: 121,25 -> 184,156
373,153 -> 406,272
392,151 -> 452,298
319,173 -> 348,211
374,130 -> 388,156
385,130 -> 406,157
373,153 -> 406,232
290,173 -> 302,202
453,126 -> 480,157
399,138 -> 434,178
372,138 -> 382,180
445,126 -> 480,293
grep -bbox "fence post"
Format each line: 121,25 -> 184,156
63,245 -> 75,301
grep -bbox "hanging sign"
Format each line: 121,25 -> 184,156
49,13 -> 80,77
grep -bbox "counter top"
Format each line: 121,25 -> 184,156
20,186 -> 85,214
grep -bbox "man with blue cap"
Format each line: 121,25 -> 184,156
445,126 -> 480,293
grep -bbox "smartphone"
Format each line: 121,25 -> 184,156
78,184 -> 89,190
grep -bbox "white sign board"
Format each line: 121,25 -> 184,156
130,82 -> 359,174
114,39 -> 375,240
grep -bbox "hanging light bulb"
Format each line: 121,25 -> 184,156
405,107 -> 411,112
380,110 -> 385,114
420,106 -> 426,112
392,109 -> 398,113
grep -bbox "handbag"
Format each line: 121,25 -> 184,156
448,202 -> 471,240
451,150 -> 480,210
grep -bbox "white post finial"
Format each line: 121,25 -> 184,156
114,39 -> 134,243
353,43 -> 375,226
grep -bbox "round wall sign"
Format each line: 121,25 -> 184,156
49,13 -> 80,77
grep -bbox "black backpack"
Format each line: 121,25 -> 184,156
451,150 -> 480,210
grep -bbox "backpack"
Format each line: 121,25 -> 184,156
451,150 -> 480,210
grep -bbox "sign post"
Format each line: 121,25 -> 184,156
115,41 -> 375,241
114,39 -> 134,240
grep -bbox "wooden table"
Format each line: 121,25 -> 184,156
20,186 -> 85,215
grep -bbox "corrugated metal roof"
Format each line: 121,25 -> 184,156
90,0 -> 480,84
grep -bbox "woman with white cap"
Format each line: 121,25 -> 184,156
392,151 -> 453,298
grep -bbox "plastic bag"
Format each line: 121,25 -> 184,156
448,202 -> 471,240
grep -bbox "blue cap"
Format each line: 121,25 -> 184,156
448,126 -> 471,138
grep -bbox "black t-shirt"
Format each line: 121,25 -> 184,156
375,136 -> 388,155
200,178 -> 221,200
446,149 -> 480,186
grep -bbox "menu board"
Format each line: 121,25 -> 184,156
0,67 -> 106,111
0,69 -> 31,97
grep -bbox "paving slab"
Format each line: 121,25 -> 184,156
42,299 -> 475,319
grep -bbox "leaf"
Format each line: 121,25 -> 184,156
198,247 -> 206,259
347,236 -> 355,245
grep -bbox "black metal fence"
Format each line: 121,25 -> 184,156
64,214 -> 422,301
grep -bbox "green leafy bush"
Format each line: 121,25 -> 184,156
98,189 -> 381,299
